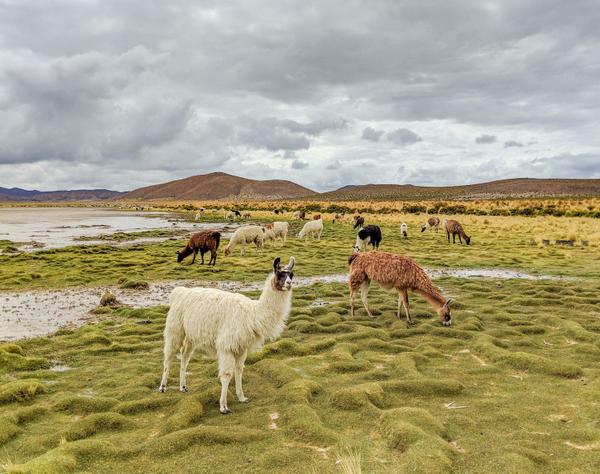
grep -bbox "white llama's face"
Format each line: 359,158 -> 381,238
272,257 -> 295,291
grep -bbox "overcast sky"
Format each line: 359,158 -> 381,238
1,0 -> 599,192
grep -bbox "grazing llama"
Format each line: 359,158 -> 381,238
176,231 -> 221,266
348,251 -> 454,326
400,222 -> 408,239
159,257 -> 295,414
263,221 -> 289,246
353,215 -> 365,230
421,217 -> 440,232
223,226 -> 264,255
298,218 -> 323,240
354,225 -> 382,251
445,219 -> 471,245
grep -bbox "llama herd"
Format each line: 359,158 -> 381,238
162,211 -> 465,412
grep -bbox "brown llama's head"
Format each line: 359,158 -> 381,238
271,256 -> 295,291
437,298 -> 454,326
176,250 -> 184,263
465,235 -> 471,245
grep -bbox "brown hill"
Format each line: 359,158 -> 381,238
121,172 -> 315,200
317,178 -> 600,200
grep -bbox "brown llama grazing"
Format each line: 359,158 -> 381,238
177,231 -> 221,266
421,217 -> 441,232
348,252 -> 453,326
444,219 -> 471,245
353,215 -> 365,230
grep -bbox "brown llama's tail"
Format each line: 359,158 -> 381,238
211,231 -> 221,248
348,254 -> 359,266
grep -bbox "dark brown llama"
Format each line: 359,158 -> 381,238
176,231 -> 221,266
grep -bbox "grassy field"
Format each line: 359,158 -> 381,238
1,212 -> 599,291
1,208 -> 600,472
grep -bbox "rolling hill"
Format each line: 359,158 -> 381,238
0,187 -> 124,202
121,172 -> 316,200
316,178 -> 600,200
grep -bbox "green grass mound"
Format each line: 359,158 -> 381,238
0,380 -> 44,404
379,408 -> 454,474
253,359 -> 299,387
147,425 -> 266,455
280,379 -> 323,403
160,397 -> 204,434
330,383 -> 384,410
52,394 -> 119,415
64,412 -> 134,441
119,280 -> 150,290
0,351 -> 49,372
383,378 -> 464,396
283,404 -> 339,444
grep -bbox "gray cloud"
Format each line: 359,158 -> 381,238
504,140 -> 524,148
476,134 -> 497,144
291,159 -> 309,170
362,127 -> 384,142
386,128 -> 422,146
0,1 -> 598,191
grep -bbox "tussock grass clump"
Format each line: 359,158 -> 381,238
280,379 -> 322,403
0,351 -> 49,372
0,380 -> 44,404
329,359 -> 373,373
148,425 -> 266,455
115,396 -> 176,415
283,404 -> 339,443
499,352 -> 583,378
161,397 -> 204,434
0,406 -> 47,445
119,280 -> 150,290
64,412 -> 134,441
52,394 -> 118,414
0,343 -> 24,355
330,383 -> 384,410
383,378 -> 464,396
253,359 -> 299,387
379,409 -> 453,474
99,291 -> 120,307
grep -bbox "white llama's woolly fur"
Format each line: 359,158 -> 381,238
298,218 -> 323,240
269,221 -> 289,245
159,257 -> 295,413
224,225 -> 264,255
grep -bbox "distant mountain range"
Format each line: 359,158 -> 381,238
1,175 -> 599,202
120,172 -> 315,200
319,178 -> 600,200
0,187 -> 124,202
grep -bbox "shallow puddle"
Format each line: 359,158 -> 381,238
0,207 -> 236,251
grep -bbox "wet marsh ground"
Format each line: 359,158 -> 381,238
1,208 -> 600,472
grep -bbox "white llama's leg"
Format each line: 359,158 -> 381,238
218,352 -> 235,414
179,338 -> 195,392
159,334 -> 180,392
234,350 -> 249,403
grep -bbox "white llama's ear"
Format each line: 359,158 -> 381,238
285,256 -> 295,271
273,257 -> 281,273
